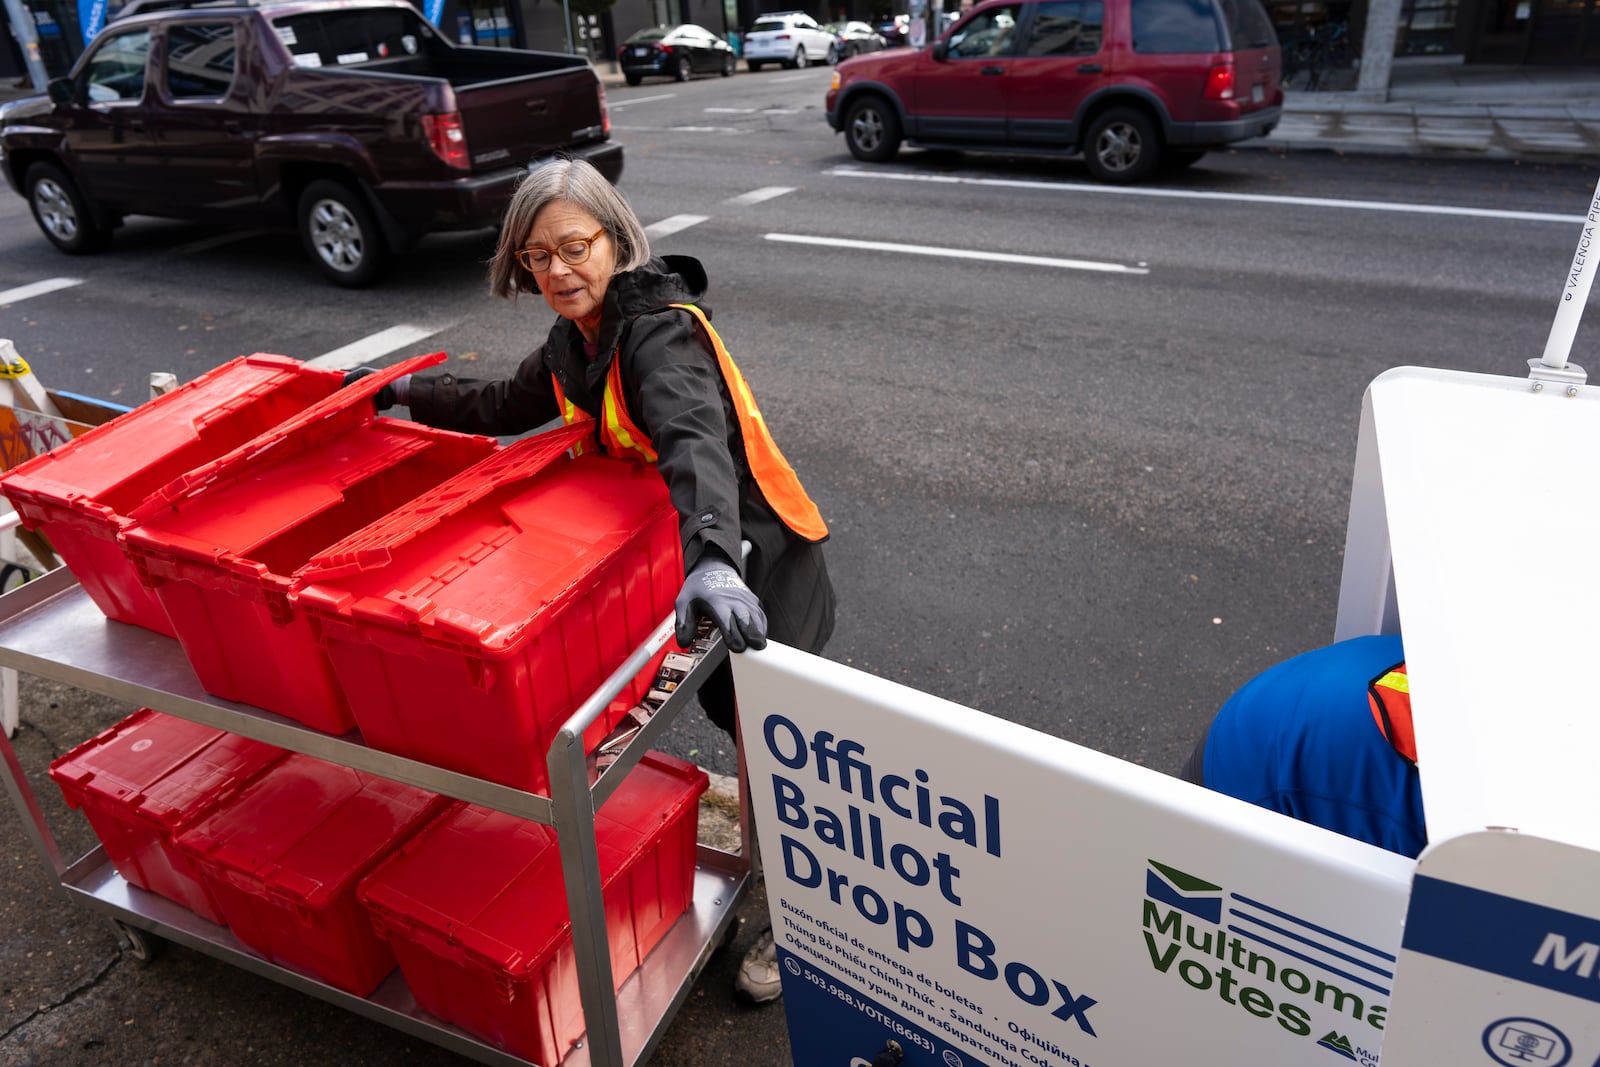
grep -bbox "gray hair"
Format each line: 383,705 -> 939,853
488,159 -> 651,299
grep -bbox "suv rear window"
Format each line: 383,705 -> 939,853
751,19 -> 789,32
1129,0 -> 1221,53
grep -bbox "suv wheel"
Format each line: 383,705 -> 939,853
827,42 -> 839,64
1084,108 -> 1161,184
298,179 -> 387,287
26,162 -> 110,254
748,60 -> 764,71
722,53 -> 735,76
844,95 -> 901,163
674,55 -> 692,81
788,46 -> 806,68
625,71 -> 643,86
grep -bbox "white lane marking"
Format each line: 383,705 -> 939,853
611,124 -> 751,135
307,324 -> 442,369
607,92 -> 676,107
646,214 -> 711,239
0,277 -> 83,304
706,107 -> 758,113
767,73 -> 815,82
726,186 -> 796,206
159,228 -> 272,260
827,166 -> 1584,224
765,233 -> 1148,274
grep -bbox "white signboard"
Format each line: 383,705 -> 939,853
735,646 -> 1415,1067
1381,832 -> 1600,1067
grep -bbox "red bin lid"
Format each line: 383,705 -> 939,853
48,709 -> 284,830
176,753 -> 443,908
0,355 -> 337,511
358,752 -> 706,978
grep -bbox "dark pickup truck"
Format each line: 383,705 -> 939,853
0,0 -> 622,285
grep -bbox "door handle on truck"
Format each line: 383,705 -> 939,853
981,64 -> 1003,75
525,99 -> 548,113
1077,62 -> 1102,72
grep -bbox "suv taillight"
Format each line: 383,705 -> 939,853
598,83 -> 611,134
422,112 -> 470,170
1203,63 -> 1236,100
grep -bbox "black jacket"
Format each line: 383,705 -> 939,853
408,255 -> 769,575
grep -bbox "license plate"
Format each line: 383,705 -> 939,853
633,47 -> 650,56
1252,83 -> 1264,103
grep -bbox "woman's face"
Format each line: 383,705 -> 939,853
525,200 -> 616,342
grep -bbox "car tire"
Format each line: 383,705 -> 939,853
748,60 -> 763,71
827,43 -> 839,64
1083,107 -> 1161,184
788,46 -> 805,69
625,72 -> 643,86
297,178 -> 386,288
674,55 -> 692,81
26,162 -> 110,255
843,95 -> 901,163
722,53 -> 735,76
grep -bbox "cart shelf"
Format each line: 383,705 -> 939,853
0,565 -> 753,1067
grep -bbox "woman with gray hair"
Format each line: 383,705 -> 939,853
352,157 -> 835,773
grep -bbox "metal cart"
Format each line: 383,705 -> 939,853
0,565 -> 754,1067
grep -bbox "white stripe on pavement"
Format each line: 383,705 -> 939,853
726,186 -> 796,206
646,214 -> 711,239
0,277 -> 83,304
607,93 -> 676,107
705,107 -> 757,113
765,233 -> 1148,274
828,166 -> 1584,224
307,325 -> 442,370
767,73 -> 814,83
609,125 -> 751,135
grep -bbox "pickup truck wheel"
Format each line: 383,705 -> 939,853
843,95 -> 901,163
26,162 -> 109,254
722,54 -> 735,76
1083,108 -> 1161,184
298,179 -> 386,288
673,55 -> 692,81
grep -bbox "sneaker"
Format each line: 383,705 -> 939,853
734,927 -> 781,1004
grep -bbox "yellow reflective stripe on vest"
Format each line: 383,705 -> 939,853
550,376 -> 594,456
602,358 -> 658,461
1374,671 -> 1409,695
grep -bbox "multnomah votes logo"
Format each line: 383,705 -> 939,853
1142,860 -> 1391,1065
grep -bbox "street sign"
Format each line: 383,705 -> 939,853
735,647 -> 1414,1066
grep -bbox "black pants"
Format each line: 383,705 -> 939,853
700,537 -> 836,736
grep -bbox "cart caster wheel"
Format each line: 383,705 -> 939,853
113,921 -> 165,964
0,564 -> 32,594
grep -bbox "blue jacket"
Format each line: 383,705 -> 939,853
1202,634 -> 1426,858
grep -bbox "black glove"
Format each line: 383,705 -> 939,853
675,555 -> 767,652
342,366 -> 398,411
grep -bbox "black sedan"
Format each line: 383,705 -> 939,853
619,24 -> 736,84
824,20 -> 889,59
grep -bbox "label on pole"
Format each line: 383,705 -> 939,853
1539,175 -> 1600,370
734,646 -> 1415,1066
424,0 -> 444,26
78,0 -> 107,44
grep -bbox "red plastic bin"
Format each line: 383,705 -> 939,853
0,354 -> 347,635
120,356 -> 499,734
47,710 -> 286,924
357,751 -> 706,1066
291,425 -> 682,792
174,752 -> 447,996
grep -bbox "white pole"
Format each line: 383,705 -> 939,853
1539,174 -> 1600,371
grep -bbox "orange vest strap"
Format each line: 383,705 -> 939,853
552,306 -> 828,542
1367,661 -> 1417,765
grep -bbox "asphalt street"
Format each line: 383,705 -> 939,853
1,63 -> 1599,1066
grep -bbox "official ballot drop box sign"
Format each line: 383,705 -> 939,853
734,646 -> 1416,1067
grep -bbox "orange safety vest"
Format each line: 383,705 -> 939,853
1367,661 -> 1417,765
550,303 -> 829,543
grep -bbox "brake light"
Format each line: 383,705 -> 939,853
658,43 -> 673,53
776,33 -> 791,39
1203,62 -> 1235,100
421,112 -> 470,170
598,83 -> 610,135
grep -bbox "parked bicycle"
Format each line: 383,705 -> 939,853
1280,19 -> 1358,92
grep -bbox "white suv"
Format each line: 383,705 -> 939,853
743,12 -> 838,70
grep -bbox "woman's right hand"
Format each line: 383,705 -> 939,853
675,556 -> 767,652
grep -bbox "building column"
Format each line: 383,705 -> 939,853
1356,0 -> 1402,98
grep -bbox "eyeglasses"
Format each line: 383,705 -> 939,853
515,227 -> 607,273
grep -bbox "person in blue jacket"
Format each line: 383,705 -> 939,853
1180,634 -> 1427,859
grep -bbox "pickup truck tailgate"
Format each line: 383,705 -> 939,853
456,69 -> 606,172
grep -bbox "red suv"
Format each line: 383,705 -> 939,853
824,0 -> 1281,183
